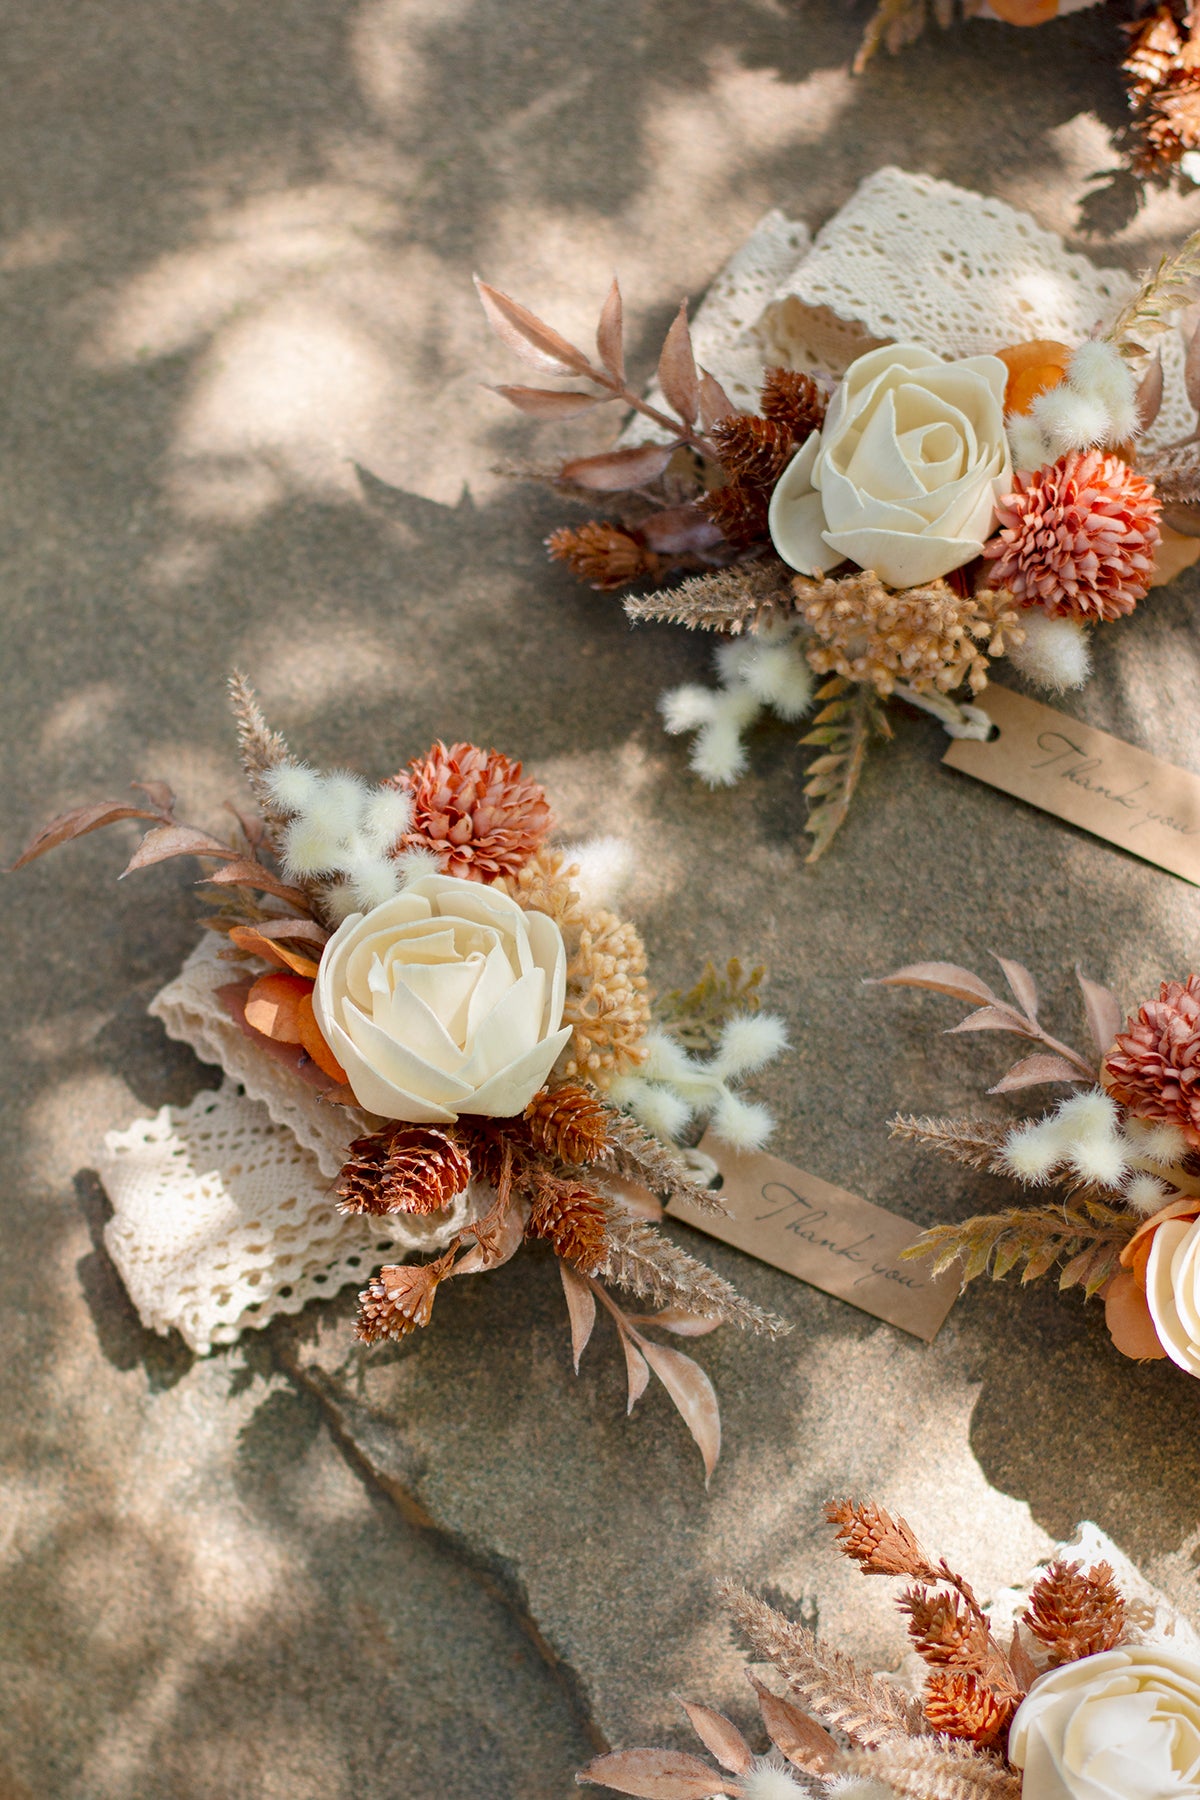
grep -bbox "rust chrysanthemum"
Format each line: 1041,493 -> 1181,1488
984,451 -> 1162,623
392,741 -> 551,882
1103,976 -> 1200,1146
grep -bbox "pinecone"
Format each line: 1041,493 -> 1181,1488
525,1175 -> 609,1271
452,1117 -> 524,1192
1024,1560 -> 1128,1664
354,1257 -> 450,1342
524,1083 -> 611,1165
546,522 -> 660,591
922,1671 -> 1010,1747
1123,5 -> 1187,103
710,415 -> 796,489
1133,69 -> 1200,173
760,366 -> 827,440
902,1588 -> 988,1668
699,480 -> 771,548
337,1125 -> 471,1216
826,1499 -> 930,1576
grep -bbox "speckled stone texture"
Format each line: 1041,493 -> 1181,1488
5,2 -> 1200,1794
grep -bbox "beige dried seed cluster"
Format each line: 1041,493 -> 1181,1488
562,909 -> 652,1083
796,571 -> 1024,697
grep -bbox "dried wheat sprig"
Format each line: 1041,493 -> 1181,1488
719,1582 -> 928,1747
840,1738 -> 1021,1800
1105,228 -> 1200,364
227,671 -> 297,848
600,1217 -> 789,1336
601,1107 -> 727,1215
903,1200 -> 1133,1291
888,1116 -> 1012,1173
623,562 -> 796,635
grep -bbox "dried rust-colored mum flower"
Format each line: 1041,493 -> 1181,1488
394,741 -> 551,882
699,481 -> 771,548
922,1670 -> 1011,1747
1104,976 -> 1200,1146
561,908 -> 652,1084
711,415 -> 795,489
760,365 -> 827,440
546,522 -> 660,591
797,571 -> 1023,697
525,1174 -> 609,1271
355,1249 -> 456,1342
337,1124 -> 470,1216
985,451 -> 1162,623
524,1083 -> 611,1165
1024,1559 -> 1128,1665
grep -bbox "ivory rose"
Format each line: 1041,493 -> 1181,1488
312,872 -> 571,1122
1146,1214 -> 1200,1376
768,343 -> 1011,588
1009,1645 -> 1200,1799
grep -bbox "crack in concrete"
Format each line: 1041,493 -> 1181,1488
275,1341 -> 609,1757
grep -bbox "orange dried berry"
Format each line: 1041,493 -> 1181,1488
996,339 -> 1073,416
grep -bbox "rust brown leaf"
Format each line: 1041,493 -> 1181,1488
869,964 -> 1001,1008
577,1748 -> 722,1799
227,924 -> 321,978
1077,966 -> 1122,1059
948,1005 -> 1032,1035
639,506 -> 725,554
993,954 -> 1039,1020
121,824 -> 236,876
675,1701 -> 752,1775
239,916 -> 329,949
1008,1626 -> 1039,1692
130,779 -> 177,813
657,302 -> 700,428
489,384 -> 605,419
1137,350 -> 1164,432
641,1340 -> 720,1479
745,1672 -> 838,1773
10,799 -> 167,870
596,276 -> 625,383
988,1053 -> 1084,1094
474,277 -> 591,376
560,441 -> 675,491
627,1307 -> 722,1337
558,1259 -> 597,1372
200,859 -> 312,908
452,1200 -> 528,1276
698,369 -> 738,429
622,1332 -> 650,1414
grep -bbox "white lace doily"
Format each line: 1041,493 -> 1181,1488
648,168 -> 1193,449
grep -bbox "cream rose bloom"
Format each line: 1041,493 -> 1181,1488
1009,1646 -> 1200,1800
768,343 -> 1011,588
312,873 -> 571,1122
1145,1216 -> 1200,1376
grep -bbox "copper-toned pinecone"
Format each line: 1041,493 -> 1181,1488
826,1499 -> 931,1577
525,1175 -> 609,1271
710,415 -> 795,490
337,1125 -> 471,1216
1024,1560 -> 1127,1665
1133,69 -> 1200,173
760,366 -> 827,440
546,522 -> 660,591
902,1588 -> 987,1669
1103,975 -> 1200,1146
922,1671 -> 1010,1747
699,481 -> 770,548
524,1083 -> 610,1166
355,1257 -> 449,1342
452,1117 -> 524,1192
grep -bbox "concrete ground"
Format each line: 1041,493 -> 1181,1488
5,2 -> 1200,1794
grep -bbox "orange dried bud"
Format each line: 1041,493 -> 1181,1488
996,339 -> 1073,415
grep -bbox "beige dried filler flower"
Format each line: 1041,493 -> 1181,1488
796,571 -> 1024,697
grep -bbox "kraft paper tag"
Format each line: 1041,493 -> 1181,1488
667,1132 -> 959,1343
943,685 -> 1200,884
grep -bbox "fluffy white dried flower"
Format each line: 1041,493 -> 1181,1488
713,1012 -> 790,1078
1006,611 -> 1091,693
713,1089 -> 774,1151
741,1758 -> 808,1800
1125,1173 -> 1170,1216
1068,341 -> 1138,443
264,762 -> 321,812
660,684 -> 719,732
1123,1119 -> 1190,1166
359,786 -> 413,852
564,835 -> 633,908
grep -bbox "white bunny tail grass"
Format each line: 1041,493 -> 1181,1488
1006,611 -> 1091,693
713,1012 -> 790,1078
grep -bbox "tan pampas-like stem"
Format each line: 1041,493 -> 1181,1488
600,1217 -> 789,1337
623,562 -> 795,635
840,1738 -> 1021,1800
719,1582 -> 929,1747
601,1108 -> 727,1215
227,671 -> 297,848
888,1115 -> 1012,1173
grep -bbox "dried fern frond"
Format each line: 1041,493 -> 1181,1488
801,676 -> 891,863
903,1200 -> 1133,1291
719,1582 -> 928,1747
601,1107 -> 728,1215
600,1216 -> 789,1336
888,1115 -> 1012,1173
623,561 -> 795,635
841,1736 -> 1021,1800
655,957 -> 766,1054
1105,226 -> 1200,364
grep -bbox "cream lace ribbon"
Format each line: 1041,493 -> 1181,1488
99,170 -> 1194,1353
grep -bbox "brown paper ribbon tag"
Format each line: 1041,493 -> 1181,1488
667,1132 -> 959,1343
943,685 -> 1200,883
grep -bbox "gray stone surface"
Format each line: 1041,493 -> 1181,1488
6,1 -> 1200,1793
